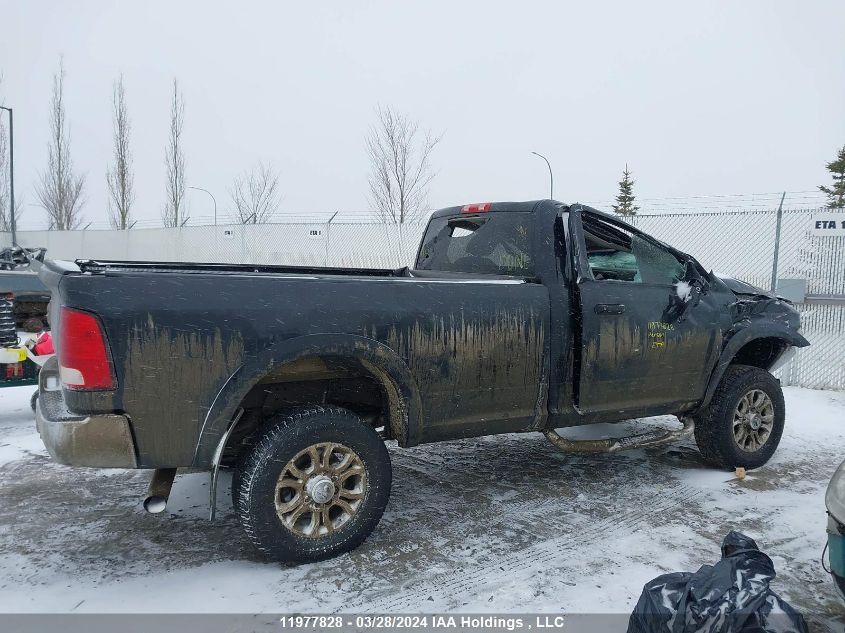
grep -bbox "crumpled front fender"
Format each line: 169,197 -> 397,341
699,304 -> 809,410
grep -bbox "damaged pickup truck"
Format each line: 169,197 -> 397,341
36,200 -> 807,563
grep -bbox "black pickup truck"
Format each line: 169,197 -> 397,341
36,200 -> 808,563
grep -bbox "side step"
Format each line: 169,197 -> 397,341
544,417 -> 694,453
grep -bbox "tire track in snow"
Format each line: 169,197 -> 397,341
348,483 -> 701,611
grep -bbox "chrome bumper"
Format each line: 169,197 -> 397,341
35,356 -> 137,468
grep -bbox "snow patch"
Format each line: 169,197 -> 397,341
0,385 -> 843,618
675,280 -> 693,302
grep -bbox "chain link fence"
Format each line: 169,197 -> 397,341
629,209 -> 844,390
2,207 -> 842,390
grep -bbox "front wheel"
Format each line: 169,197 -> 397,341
234,406 -> 392,563
694,364 -> 785,470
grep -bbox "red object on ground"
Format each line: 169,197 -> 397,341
33,331 -> 54,356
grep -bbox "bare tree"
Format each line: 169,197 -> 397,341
162,79 -> 186,227
229,162 -> 281,224
36,59 -> 85,230
366,106 -> 442,224
105,75 -> 134,229
0,74 -> 22,232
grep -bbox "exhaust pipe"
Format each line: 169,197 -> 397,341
143,468 -> 177,513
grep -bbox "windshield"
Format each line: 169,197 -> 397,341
415,212 -> 534,276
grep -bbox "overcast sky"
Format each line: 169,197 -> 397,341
1,1 -> 843,228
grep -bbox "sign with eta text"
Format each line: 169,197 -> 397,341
811,212 -> 845,237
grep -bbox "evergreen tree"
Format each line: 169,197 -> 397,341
819,145 -> 845,209
612,164 -> 639,216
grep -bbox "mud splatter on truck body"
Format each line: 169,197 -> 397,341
382,303 -> 547,439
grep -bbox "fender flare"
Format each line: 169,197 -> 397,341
699,323 -> 809,410
191,333 -> 423,467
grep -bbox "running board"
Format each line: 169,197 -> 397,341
544,417 -> 694,453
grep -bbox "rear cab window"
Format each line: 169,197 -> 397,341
415,212 -> 535,276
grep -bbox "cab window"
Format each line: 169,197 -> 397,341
583,215 -> 684,285
416,212 -> 534,276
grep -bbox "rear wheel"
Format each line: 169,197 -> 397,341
694,364 -> 785,470
234,406 -> 391,563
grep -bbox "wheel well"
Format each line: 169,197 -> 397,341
731,337 -> 788,371
221,355 -> 401,466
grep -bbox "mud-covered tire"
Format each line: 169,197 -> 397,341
30,390 -> 38,412
694,364 -> 785,470
234,406 -> 392,564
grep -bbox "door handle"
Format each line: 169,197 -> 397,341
595,303 -> 626,315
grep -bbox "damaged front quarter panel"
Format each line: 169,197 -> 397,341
721,274 -> 804,338
698,274 -> 809,410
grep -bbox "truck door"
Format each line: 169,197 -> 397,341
569,208 -> 721,415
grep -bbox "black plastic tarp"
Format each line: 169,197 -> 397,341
627,531 -> 808,633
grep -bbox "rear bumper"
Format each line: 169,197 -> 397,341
35,356 -> 137,468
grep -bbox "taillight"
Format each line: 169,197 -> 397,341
58,307 -> 115,390
461,202 -> 492,214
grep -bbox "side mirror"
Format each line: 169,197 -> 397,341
682,259 -> 701,283
686,259 -> 710,291
677,260 -> 708,311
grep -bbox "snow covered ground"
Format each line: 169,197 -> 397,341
0,384 -> 843,629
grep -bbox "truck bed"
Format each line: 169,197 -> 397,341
40,257 -> 550,468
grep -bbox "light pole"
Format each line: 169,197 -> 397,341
188,186 -> 217,225
0,106 -> 15,246
531,151 -> 553,201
